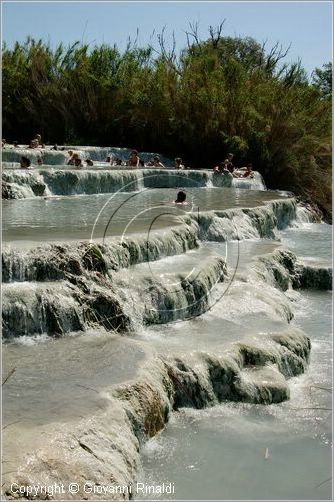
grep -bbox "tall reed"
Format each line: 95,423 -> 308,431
2,30 -> 332,219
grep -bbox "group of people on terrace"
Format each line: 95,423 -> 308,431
67,151 -> 93,168
3,135 -> 254,178
123,150 -> 187,170
2,135 -> 43,149
213,152 -> 254,178
65,148 -> 188,170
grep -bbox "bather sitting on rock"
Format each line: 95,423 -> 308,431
74,157 -> 83,168
128,149 -> 140,168
224,152 -> 235,173
85,158 -> 94,166
174,190 -> 188,204
20,156 -> 32,169
34,133 -> 42,146
242,163 -> 254,178
147,155 -> 165,168
214,160 -> 230,174
234,163 -> 254,178
67,150 -> 73,163
28,139 -> 39,149
174,157 -> 185,170
213,162 -> 222,173
67,151 -> 79,165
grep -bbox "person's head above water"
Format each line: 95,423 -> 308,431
20,156 -> 31,168
175,190 -> 186,203
29,139 -> 38,149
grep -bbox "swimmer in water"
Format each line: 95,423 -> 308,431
174,190 -> 187,204
20,156 -> 32,169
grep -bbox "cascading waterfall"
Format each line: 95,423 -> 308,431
2,146 -> 173,166
2,167 -> 234,198
2,146 -> 174,167
2,200 -> 331,339
2,146 -> 269,199
0,199 -> 304,285
2,147 -> 331,501
2,326 -> 312,501
195,198 -> 299,241
232,171 -> 266,190
2,148 -> 69,165
2,221 -> 200,283
2,252 -> 227,338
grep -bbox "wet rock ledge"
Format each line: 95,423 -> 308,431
3,328 -> 310,500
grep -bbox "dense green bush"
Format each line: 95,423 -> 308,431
2,29 -> 332,220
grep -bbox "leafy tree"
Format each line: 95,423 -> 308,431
2,28 -> 332,220
312,62 -> 332,99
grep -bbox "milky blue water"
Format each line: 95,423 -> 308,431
3,188 -> 286,244
138,223 -> 332,500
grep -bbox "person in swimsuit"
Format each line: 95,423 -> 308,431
174,157 -> 185,170
74,157 -> 83,168
147,155 -> 165,168
28,139 -> 39,149
128,149 -> 140,168
242,163 -> 254,178
34,133 -> 42,146
224,153 -> 235,173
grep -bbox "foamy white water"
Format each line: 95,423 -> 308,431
2,148 -> 331,501
138,222 -> 332,500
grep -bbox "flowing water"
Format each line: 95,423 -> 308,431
1,149 -> 332,501
139,223 -> 332,500
2,188 -> 283,244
